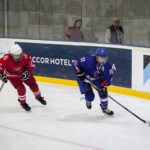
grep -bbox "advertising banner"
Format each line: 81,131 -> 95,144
142,53 -> 150,92
132,50 -> 150,92
17,42 -> 132,88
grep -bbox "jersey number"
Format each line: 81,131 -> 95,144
80,57 -> 85,62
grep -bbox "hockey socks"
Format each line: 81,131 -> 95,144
100,98 -> 114,115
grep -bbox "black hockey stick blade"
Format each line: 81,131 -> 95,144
108,94 -> 150,126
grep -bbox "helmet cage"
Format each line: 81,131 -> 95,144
96,56 -> 108,65
11,53 -> 23,61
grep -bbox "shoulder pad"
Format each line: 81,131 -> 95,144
3,54 -> 10,61
23,53 -> 29,59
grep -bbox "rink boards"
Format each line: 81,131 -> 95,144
0,38 -> 150,99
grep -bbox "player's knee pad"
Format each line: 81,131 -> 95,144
28,82 -> 38,89
17,84 -> 26,95
85,90 -> 95,102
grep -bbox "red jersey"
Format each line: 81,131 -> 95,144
66,26 -> 84,41
0,53 -> 35,79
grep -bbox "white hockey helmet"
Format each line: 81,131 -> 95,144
10,44 -> 23,61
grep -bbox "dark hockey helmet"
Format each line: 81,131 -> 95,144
95,48 -> 108,65
96,48 -> 108,57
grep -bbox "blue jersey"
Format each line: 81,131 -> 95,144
73,54 -> 115,85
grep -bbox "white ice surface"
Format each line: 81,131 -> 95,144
0,81 -> 150,150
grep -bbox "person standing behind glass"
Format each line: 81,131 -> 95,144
105,18 -> 124,44
66,19 -> 84,41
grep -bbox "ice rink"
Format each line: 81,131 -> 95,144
0,81 -> 150,150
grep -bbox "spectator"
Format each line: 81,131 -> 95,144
105,18 -> 124,44
66,19 -> 84,41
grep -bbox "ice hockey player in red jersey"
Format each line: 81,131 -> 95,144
0,44 -> 46,111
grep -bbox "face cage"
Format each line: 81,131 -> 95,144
96,56 -> 108,65
11,53 -> 23,61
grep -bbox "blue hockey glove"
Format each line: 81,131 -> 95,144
76,71 -> 85,81
0,73 -> 7,83
21,70 -> 30,81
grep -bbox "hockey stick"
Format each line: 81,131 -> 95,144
0,82 -> 5,93
84,78 -> 150,126
0,74 -> 20,92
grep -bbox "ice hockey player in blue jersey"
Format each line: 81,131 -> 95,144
72,48 -> 116,115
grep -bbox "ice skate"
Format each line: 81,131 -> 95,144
36,96 -> 47,105
20,103 -> 31,111
86,101 -> 92,109
18,99 -> 31,111
102,108 -> 114,116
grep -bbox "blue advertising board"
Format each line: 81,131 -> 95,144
17,42 -> 132,88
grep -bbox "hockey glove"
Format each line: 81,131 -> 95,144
21,70 -> 30,81
0,73 -> 7,83
99,80 -> 109,97
76,71 -> 85,81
